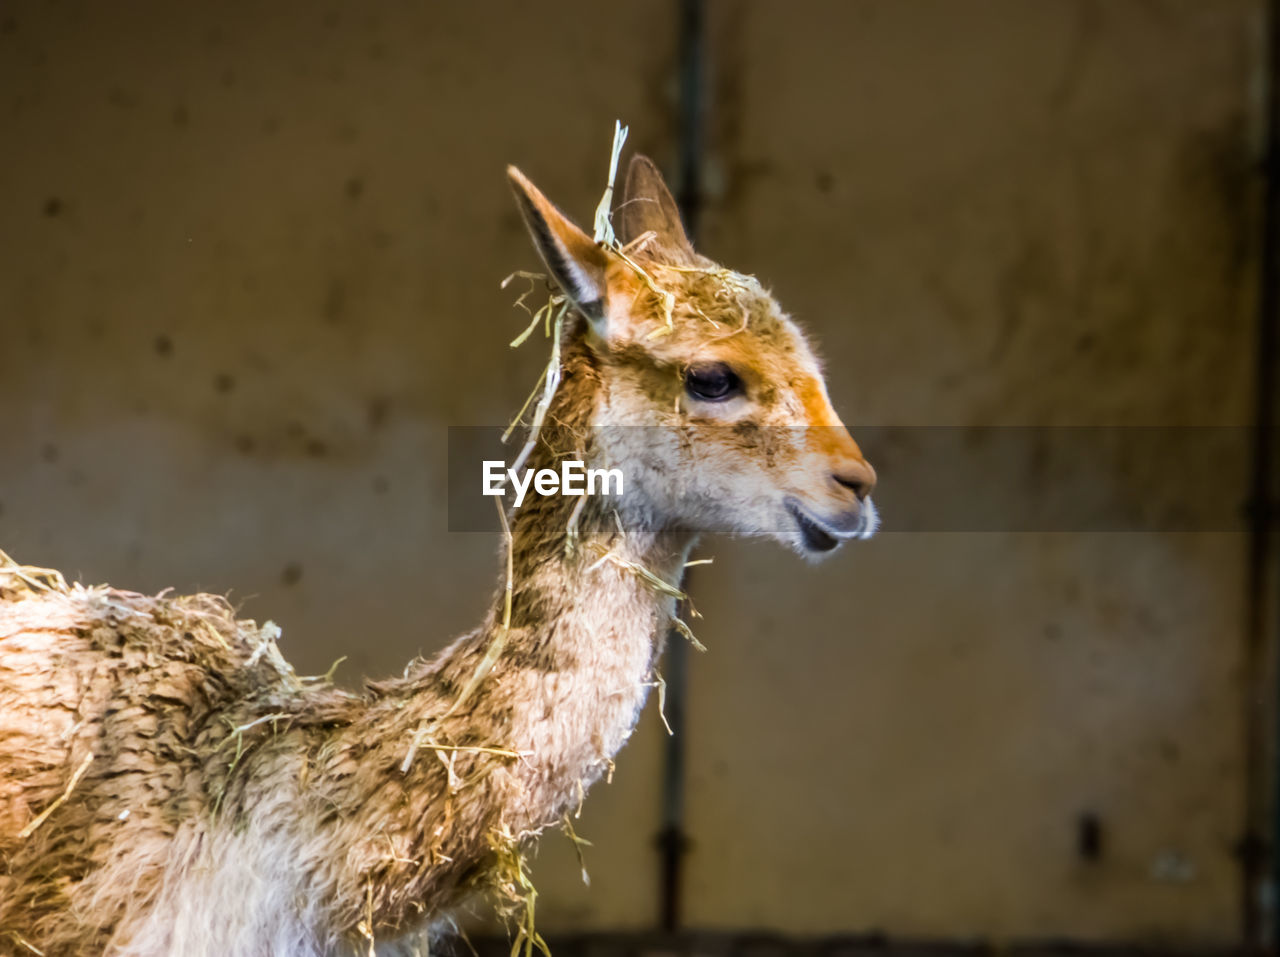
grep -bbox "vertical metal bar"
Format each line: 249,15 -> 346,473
675,0 -> 706,240
656,0 -> 706,935
656,630 -> 690,934
1247,0 -> 1280,947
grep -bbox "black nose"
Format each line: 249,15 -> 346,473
833,462 -> 875,501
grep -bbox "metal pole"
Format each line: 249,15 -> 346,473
656,0 -> 706,935
1246,0 -> 1280,948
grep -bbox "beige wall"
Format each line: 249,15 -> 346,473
0,0 -> 1266,945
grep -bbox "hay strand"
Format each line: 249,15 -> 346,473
0,549 -> 70,596
19,750 -> 94,839
592,121 -> 628,246
7,932 -> 46,956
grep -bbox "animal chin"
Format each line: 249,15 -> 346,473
785,499 -> 844,554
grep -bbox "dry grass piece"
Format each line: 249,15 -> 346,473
0,549 -> 70,597
488,826 -> 551,957
18,751 -> 94,839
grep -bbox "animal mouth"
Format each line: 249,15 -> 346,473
784,496 -> 878,552
785,498 -> 850,552
794,510 -> 840,551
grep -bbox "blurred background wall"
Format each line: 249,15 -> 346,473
0,0 -> 1270,950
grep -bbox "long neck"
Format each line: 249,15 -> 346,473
478,491 -> 690,824
311,340 -> 695,943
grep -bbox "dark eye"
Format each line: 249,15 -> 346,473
684,363 -> 742,402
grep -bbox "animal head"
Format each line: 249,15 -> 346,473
507,155 -> 877,557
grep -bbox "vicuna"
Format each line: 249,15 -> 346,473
0,154 -> 876,956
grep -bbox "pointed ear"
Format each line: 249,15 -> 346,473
617,154 -> 696,261
507,166 -> 611,323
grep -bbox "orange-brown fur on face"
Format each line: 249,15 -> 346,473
574,255 -> 877,552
